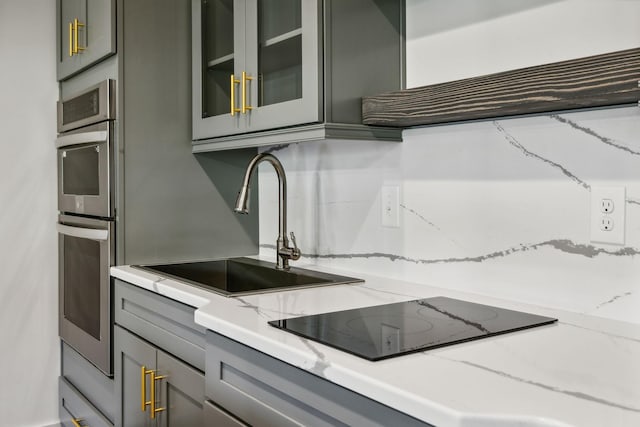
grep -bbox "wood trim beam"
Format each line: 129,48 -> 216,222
362,47 -> 640,128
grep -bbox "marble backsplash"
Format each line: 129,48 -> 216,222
258,105 -> 640,325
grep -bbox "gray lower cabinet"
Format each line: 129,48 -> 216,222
61,342 -> 115,424
203,400 -> 247,427
113,279 -> 207,371
112,280 -> 429,426
113,279 -> 206,427
206,331 -> 433,427
60,377 -> 113,427
115,326 -> 205,427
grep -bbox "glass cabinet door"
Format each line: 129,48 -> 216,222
257,0 -> 302,107
244,0 -> 320,133
194,0 -> 247,139
202,0 -> 236,119
193,0 -> 320,140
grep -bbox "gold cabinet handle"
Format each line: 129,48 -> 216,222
141,365 -> 152,412
141,365 -> 167,420
150,370 -> 167,419
71,419 -> 83,427
68,22 -> 74,57
230,74 -> 240,116
241,71 -> 253,114
73,18 -> 85,54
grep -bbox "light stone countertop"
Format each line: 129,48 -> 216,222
111,262 -> 640,427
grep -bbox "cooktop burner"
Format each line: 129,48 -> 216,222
268,296 -> 557,361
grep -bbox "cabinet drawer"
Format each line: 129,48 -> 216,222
206,331 -> 432,427
61,342 -> 114,423
114,279 -> 206,371
203,400 -> 248,427
60,377 -> 113,427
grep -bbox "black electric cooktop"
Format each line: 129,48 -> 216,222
268,296 -> 557,361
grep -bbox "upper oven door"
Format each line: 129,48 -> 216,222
57,121 -> 114,218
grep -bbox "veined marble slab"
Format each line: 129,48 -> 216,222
111,263 -> 640,427
256,105 -> 640,325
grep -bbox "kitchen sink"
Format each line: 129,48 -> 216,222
134,257 -> 363,297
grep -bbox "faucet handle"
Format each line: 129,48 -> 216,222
289,232 -> 301,260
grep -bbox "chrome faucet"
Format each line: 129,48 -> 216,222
234,153 -> 301,270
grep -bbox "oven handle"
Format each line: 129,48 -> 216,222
57,223 -> 109,241
56,130 -> 108,148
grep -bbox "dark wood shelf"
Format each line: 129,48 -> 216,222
362,47 -> 640,128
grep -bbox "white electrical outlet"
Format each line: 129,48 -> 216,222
600,217 -> 614,231
601,199 -> 614,214
590,186 -> 625,245
381,186 -> 400,228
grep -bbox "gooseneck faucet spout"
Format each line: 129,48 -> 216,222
234,153 -> 301,270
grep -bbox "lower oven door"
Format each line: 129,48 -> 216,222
58,214 -> 114,376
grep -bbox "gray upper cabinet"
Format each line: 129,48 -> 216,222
193,0 -> 319,139
192,0 -> 405,151
57,0 -> 116,81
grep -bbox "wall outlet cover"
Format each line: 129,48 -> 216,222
381,186 -> 400,228
590,186 -> 625,245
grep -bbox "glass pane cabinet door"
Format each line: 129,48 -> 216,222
191,0 -> 245,139
192,0 -> 319,140
245,0 -> 320,132
193,0 -> 247,139
202,0 -> 235,119
257,0 -> 302,107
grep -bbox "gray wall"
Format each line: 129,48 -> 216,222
119,0 -> 259,265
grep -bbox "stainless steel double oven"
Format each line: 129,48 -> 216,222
57,80 -> 115,376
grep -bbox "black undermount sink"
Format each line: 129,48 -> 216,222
134,257 -> 363,297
